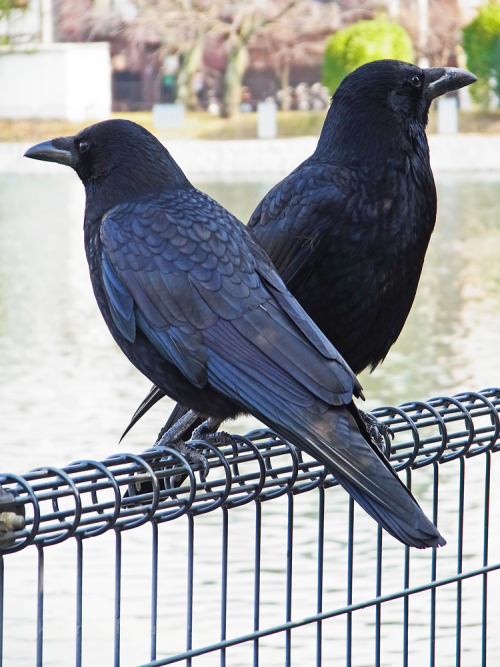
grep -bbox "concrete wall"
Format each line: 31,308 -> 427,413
7,135 -> 499,180
0,43 -> 111,121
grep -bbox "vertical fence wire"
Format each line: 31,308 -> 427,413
482,452 -> 491,667
346,497 -> 354,667
430,462 -> 439,667
403,547 -> 410,667
285,493 -> 294,667
114,530 -> 122,667
375,527 -> 383,667
253,500 -> 261,667
403,470 -> 411,667
151,521 -> 159,663
76,538 -> 83,667
220,507 -> 229,667
456,458 -> 465,667
316,487 -> 324,667
36,545 -> 44,667
186,515 -> 194,667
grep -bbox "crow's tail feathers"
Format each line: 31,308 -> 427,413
331,462 -> 445,549
121,389 -> 445,548
275,406 -> 445,549
119,384 -> 166,442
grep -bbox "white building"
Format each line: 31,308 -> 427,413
0,42 -> 112,121
0,1 -> 111,121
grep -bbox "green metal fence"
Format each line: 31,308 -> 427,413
1,388 -> 499,666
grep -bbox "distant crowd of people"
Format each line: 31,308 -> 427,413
205,81 -> 330,115
158,66 -> 332,114
275,82 -> 331,111
239,82 -> 331,113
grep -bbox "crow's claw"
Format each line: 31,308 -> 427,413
362,410 -> 394,453
191,416 -> 224,442
165,440 -> 211,481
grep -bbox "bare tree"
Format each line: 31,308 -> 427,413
124,0 -> 307,116
126,1 -> 221,109
55,0 -> 469,116
249,1 -> 341,109
211,1 -> 302,117
425,0 -> 464,66
389,0 -> 464,67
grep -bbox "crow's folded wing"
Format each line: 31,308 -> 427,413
248,161 -> 359,289
99,190 -> 359,409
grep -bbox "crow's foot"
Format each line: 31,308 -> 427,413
155,414 -> 231,482
125,436 -> 209,499
191,416 -> 224,442
156,410 -> 213,480
156,408 -> 201,446
162,439 -> 211,481
362,410 -> 394,453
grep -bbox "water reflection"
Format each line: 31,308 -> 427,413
0,172 -> 499,666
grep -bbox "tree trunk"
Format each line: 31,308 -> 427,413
280,57 -> 291,111
177,42 -> 203,110
221,44 -> 249,118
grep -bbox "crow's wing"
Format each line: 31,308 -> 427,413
99,189 -> 358,409
247,160 -> 360,289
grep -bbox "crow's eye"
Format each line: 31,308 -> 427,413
410,75 -> 422,88
78,140 -> 89,153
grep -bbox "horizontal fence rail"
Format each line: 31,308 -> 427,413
0,388 -> 499,554
1,388 -> 500,667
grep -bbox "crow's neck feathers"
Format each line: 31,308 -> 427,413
77,121 -> 191,225
313,61 -> 435,170
314,92 -> 430,168
84,155 -> 189,225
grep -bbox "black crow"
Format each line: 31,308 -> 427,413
25,118 -> 445,547
129,60 -> 476,440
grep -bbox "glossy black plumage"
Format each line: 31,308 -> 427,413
25,117 -> 446,547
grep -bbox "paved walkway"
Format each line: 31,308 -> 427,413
2,134 -> 500,179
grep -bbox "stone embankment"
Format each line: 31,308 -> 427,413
2,134 -> 499,180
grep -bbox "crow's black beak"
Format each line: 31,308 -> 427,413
24,137 -> 76,168
425,67 -> 477,101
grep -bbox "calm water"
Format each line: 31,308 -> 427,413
0,172 -> 500,665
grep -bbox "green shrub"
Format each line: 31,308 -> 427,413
463,2 -> 500,109
322,19 -> 415,95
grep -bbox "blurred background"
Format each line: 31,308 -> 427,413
0,0 -> 499,139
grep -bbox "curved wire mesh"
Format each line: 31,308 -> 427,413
0,387 -> 499,555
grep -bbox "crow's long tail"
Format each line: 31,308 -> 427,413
268,405 -> 445,549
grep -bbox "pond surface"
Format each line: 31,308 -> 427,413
0,172 -> 499,666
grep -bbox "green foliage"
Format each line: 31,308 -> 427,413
0,0 -> 28,44
463,2 -> 500,109
0,0 -> 20,19
322,20 -> 415,95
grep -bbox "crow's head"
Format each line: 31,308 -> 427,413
24,119 -> 189,196
317,59 -> 476,160
336,59 -> 476,123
